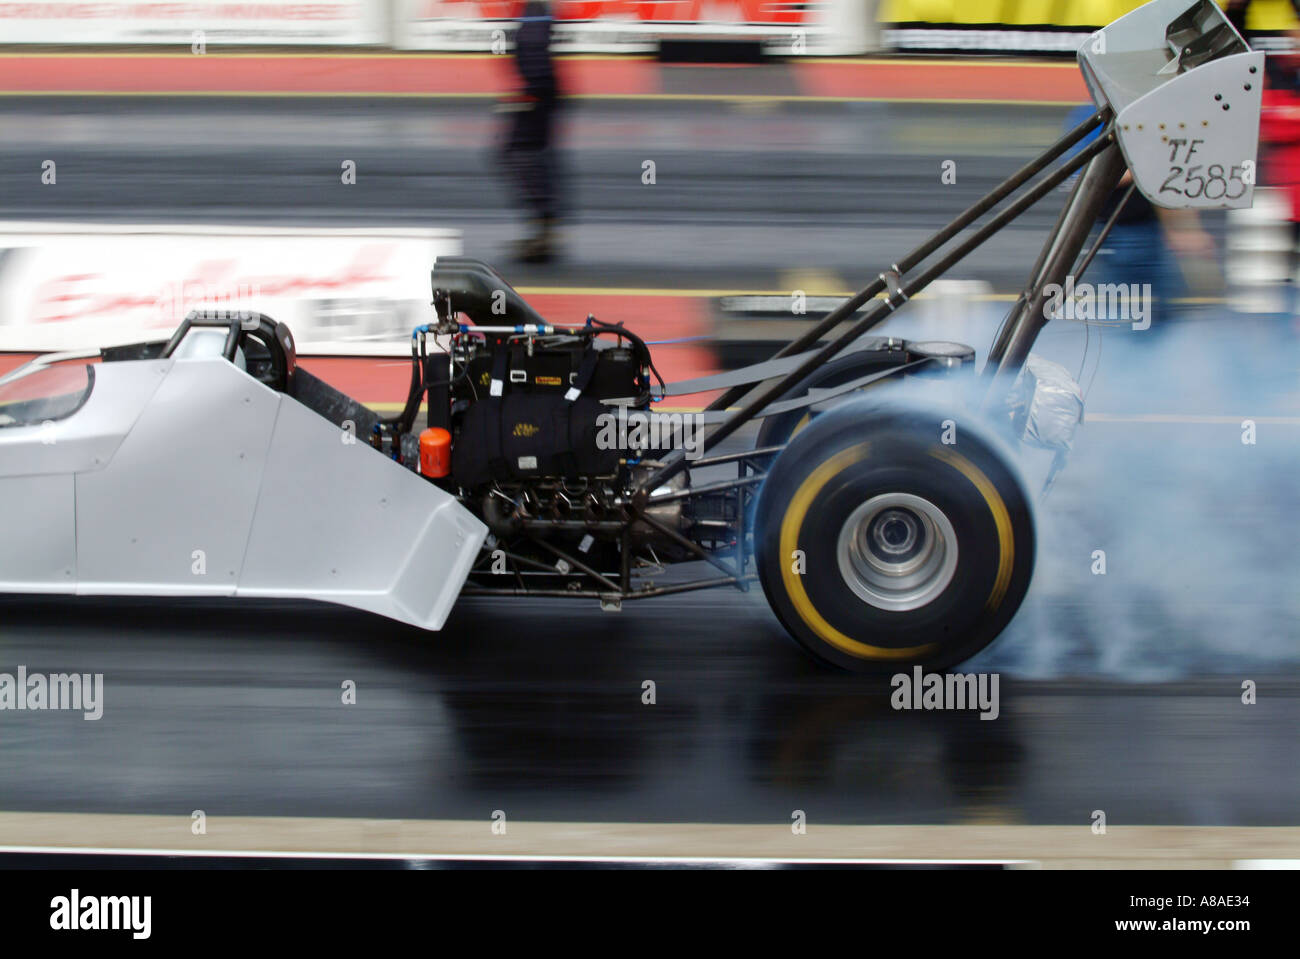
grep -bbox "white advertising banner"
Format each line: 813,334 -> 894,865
0,1 -> 386,45
0,224 -> 461,356
395,0 -> 832,53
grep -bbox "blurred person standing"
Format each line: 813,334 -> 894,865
499,0 -> 563,264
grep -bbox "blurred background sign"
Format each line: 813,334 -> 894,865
396,0 -> 844,52
880,0 -> 1300,52
0,0 -> 387,45
0,0 -> 1297,52
0,225 -> 460,355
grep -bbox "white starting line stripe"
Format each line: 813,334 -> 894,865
3,815 -> 1300,868
1233,860 -> 1300,869
0,845 -> 1025,867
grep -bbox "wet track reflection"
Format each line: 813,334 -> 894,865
0,588 -> 1296,826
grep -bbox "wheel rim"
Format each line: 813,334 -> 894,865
836,492 -> 958,612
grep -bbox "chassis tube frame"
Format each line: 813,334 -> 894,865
634,127 -> 1121,499
703,108 -> 1112,414
982,141 -> 1128,393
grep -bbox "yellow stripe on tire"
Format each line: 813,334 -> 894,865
778,442 -> 937,660
929,446 -> 1014,612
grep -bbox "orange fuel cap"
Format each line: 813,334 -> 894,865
419,427 -> 452,478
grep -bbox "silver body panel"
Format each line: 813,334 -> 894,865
0,356 -> 486,629
0,474 -> 76,593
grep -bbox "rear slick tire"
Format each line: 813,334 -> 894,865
755,400 -> 1034,674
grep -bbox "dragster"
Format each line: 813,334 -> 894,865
0,0 -> 1262,671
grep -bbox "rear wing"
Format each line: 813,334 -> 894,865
1078,0 -> 1263,210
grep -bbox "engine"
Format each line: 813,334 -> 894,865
448,326 -> 650,489
370,257 -> 721,591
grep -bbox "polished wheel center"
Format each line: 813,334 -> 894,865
837,493 -> 959,612
869,509 -> 922,560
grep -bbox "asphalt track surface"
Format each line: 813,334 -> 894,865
0,92 -> 1296,831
